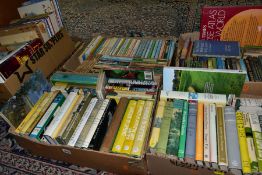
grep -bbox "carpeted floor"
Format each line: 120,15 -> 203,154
1,0 -> 262,174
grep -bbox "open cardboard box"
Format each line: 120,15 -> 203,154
9,96 -> 158,175
0,29 -> 75,102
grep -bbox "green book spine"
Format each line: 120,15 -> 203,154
148,40 -> 156,59
253,131 -> 262,172
178,100 -> 189,158
156,101 -> 173,154
166,99 -> 184,156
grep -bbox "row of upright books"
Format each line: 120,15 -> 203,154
0,0 -> 63,82
149,91 -> 262,174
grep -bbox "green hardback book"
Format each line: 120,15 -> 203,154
166,99 -> 184,156
156,101 -> 173,154
163,67 -> 246,96
178,100 -> 189,158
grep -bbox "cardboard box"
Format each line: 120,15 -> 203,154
8,96 -> 158,175
0,29 -> 75,102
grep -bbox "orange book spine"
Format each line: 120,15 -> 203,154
195,102 -> 204,161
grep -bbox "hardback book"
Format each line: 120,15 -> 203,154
199,6 -> 262,46
156,101 -> 173,154
192,40 -> 241,58
178,100 -> 189,159
203,103 -> 210,167
149,100 -> 166,152
121,100 -> 145,154
195,103 -> 204,166
74,99 -> 102,148
131,100 -> 154,157
100,97 -> 129,152
185,102 -> 197,164
30,93 -> 65,140
166,99 -> 184,157
88,99 -> 117,150
163,67 -> 246,96
112,100 -> 137,153
216,106 -> 228,171
209,104 -> 218,169
224,107 -> 242,175
246,137 -> 259,172
235,111 -> 252,174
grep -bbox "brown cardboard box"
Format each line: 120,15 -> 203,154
0,29 -> 75,102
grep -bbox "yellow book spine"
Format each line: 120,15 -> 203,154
121,100 -> 145,154
236,111 -> 251,174
112,100 -> 137,153
25,91 -> 59,134
20,92 -> 53,134
149,100 -> 166,149
195,103 -> 204,161
15,92 -> 48,133
131,100 -> 154,156
51,93 -> 81,138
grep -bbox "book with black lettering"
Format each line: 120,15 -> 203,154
88,99 -> 117,150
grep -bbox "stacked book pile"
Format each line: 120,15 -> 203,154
0,0 -> 63,83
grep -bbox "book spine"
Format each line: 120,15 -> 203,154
154,40 -> 162,59
244,58 -> 254,81
253,131 -> 262,172
30,93 -> 65,140
131,100 -> 154,157
236,111 -> 251,174
209,104 -> 217,164
178,100 -> 189,158
224,106 -> 241,170
108,78 -> 157,86
112,100 -> 137,153
82,99 -> 110,148
15,92 -> 48,133
130,40 -> 141,57
185,102 -> 197,160
216,106 -> 228,167
195,103 -> 204,162
121,100 -> 145,154
246,137 -> 259,172
166,99 -> 184,156
243,112 -> 252,135
100,98 -> 129,152
151,40 -> 159,59
204,103 -> 210,163
149,100 -> 166,150
156,101 -> 173,154
67,98 -> 98,147
113,38 -> 125,56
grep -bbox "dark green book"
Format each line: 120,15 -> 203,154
178,100 -> 189,158
166,99 -> 184,156
156,101 -> 173,154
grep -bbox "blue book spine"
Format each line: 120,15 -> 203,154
198,57 -> 209,62
168,41 -> 175,60
141,40 -> 150,58
239,59 -> 249,81
145,40 -> 153,58
155,40 -> 163,59
216,57 -> 225,69
138,40 -> 147,58
185,103 -> 197,159
134,40 -> 145,58
109,38 -> 121,55
151,40 -> 160,59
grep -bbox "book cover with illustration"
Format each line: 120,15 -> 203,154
104,69 -> 154,81
200,6 -> 262,46
163,67 -> 246,96
0,70 -> 51,128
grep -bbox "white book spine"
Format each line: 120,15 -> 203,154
249,113 -> 262,132
81,99 -> 110,148
67,98 -> 98,147
44,92 -> 77,137
209,104 -> 217,163
204,103 -> 210,162
197,93 -> 227,105
160,90 -> 189,101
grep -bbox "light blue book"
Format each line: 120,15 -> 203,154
185,103 -> 197,160
155,40 -> 163,59
135,40 -> 145,57
216,57 -> 225,69
151,40 -> 160,59
144,40 -> 153,58
239,59 -> 249,81
141,40 -> 150,58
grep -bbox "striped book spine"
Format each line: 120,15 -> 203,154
185,102 -> 197,161
166,99 -> 184,156
178,100 -> 189,158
